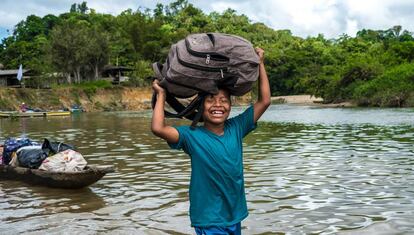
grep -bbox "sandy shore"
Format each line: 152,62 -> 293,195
271,95 -> 354,107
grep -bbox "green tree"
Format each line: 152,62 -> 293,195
50,20 -> 108,83
353,63 -> 414,106
86,27 -> 110,80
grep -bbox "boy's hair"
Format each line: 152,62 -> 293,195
215,87 -> 231,100
219,87 -> 231,100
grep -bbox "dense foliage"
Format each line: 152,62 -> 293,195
1,1 -> 414,106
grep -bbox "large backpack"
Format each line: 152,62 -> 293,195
152,33 -> 260,125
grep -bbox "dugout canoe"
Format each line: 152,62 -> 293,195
0,165 -> 114,189
0,111 -> 71,118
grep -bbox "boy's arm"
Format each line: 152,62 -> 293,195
151,80 -> 179,143
253,48 -> 271,123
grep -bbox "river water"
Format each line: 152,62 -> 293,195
1,105 -> 413,234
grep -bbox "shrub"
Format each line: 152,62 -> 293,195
353,63 -> 414,106
70,80 -> 113,100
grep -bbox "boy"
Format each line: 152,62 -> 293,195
151,48 -> 271,234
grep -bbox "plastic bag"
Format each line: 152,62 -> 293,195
3,138 -> 39,165
39,149 -> 87,172
17,146 -> 48,169
42,138 -> 75,156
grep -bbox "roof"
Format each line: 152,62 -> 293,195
0,69 -> 30,76
103,65 -> 133,72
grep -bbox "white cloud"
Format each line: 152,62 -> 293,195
0,0 -> 166,29
345,19 -> 359,36
208,0 -> 345,37
205,0 -> 414,38
343,0 -> 414,33
1,0 -> 414,39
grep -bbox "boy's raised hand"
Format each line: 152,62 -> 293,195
255,47 -> 265,64
152,80 -> 166,95
151,79 -> 180,144
253,47 -> 271,123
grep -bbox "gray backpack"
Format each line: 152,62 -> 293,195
152,33 -> 259,125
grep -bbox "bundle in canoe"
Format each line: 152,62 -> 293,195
0,165 -> 114,189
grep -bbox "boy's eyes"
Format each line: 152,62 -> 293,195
221,98 -> 229,103
206,97 -> 229,103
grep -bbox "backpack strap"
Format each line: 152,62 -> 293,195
152,62 -> 192,119
151,62 -> 206,124
151,90 -> 204,122
152,62 -> 163,80
190,94 -> 206,129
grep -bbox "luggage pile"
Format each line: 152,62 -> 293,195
152,33 -> 260,126
1,137 -> 87,172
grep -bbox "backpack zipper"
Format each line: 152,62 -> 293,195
176,47 -> 227,73
185,39 -> 229,61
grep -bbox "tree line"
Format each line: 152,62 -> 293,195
1,0 -> 414,107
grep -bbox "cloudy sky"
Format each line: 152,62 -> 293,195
1,0 -> 414,40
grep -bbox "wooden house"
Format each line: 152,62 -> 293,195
0,68 -> 30,87
102,65 -> 133,84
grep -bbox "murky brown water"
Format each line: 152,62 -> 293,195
1,105 -> 414,234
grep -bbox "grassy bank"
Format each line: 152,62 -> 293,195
0,79 -> 257,112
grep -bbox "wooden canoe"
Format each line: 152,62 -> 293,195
0,165 -> 114,189
0,111 -> 71,118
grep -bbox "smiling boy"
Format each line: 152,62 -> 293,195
151,48 -> 271,234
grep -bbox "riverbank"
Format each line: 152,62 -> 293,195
272,95 -> 354,107
0,88 -> 355,112
0,87 -> 252,112
0,87 -> 153,112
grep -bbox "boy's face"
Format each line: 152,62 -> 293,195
202,89 -> 231,125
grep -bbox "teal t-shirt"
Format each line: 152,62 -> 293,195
169,105 -> 257,227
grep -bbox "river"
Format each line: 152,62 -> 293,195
1,104 -> 413,234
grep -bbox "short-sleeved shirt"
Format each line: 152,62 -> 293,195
169,105 -> 257,227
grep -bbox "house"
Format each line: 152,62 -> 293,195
0,64 -> 30,87
102,65 -> 133,84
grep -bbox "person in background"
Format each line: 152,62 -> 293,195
151,47 -> 271,234
0,145 -> 3,165
19,102 -> 28,112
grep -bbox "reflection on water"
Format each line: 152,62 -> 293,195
1,105 -> 414,234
